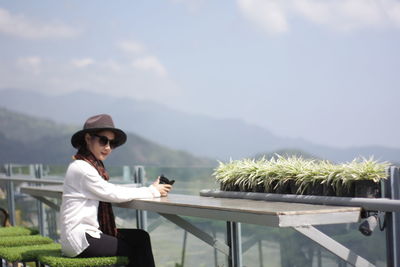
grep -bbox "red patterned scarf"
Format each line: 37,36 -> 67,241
74,152 -> 117,237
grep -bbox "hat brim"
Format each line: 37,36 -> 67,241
71,127 -> 127,149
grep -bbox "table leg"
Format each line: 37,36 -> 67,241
227,221 -> 242,267
294,225 -> 374,267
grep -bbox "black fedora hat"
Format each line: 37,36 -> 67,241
71,114 -> 127,149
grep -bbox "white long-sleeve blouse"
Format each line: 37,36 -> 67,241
59,160 -> 160,257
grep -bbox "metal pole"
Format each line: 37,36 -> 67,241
122,166 -> 130,182
227,221 -> 242,267
317,247 -> 322,267
258,240 -> 264,267
134,166 -> 147,230
212,226 -> 219,267
384,166 -> 400,267
180,230 -> 187,267
5,164 -> 15,226
29,164 -> 35,177
35,164 -> 45,235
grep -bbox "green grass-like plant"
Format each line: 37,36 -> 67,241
38,250 -> 130,267
213,156 -> 389,195
0,235 -> 53,247
0,226 -> 39,237
0,243 -> 61,262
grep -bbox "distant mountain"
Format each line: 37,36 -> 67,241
1,88 -> 399,163
0,108 -> 215,166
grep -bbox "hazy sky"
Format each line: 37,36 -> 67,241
1,0 -> 400,148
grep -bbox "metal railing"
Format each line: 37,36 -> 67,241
0,163 -> 146,236
2,163 -> 399,266
200,166 -> 400,267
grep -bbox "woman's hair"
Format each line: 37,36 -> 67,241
76,132 -> 97,155
76,146 -> 91,156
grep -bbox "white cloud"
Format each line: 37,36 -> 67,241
294,0 -> 384,30
382,0 -> 400,25
118,40 -> 146,55
132,56 -> 168,77
0,57 -> 179,102
102,60 -> 122,72
169,0 -> 206,12
0,8 -> 80,39
237,0 -> 400,34
71,58 -> 95,68
16,56 -> 42,74
237,0 -> 289,34
117,40 -> 168,77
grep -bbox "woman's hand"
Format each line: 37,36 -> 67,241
152,178 -> 172,197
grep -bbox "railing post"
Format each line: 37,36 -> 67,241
227,221 -> 242,267
29,164 -> 35,177
35,164 -> 46,235
5,164 -> 16,226
122,166 -> 131,182
385,166 -> 400,267
134,166 -> 147,230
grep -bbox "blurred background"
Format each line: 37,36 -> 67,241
0,1 -> 399,266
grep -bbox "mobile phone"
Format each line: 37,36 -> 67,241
159,174 -> 175,185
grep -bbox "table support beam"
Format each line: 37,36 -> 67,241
31,196 -> 60,212
146,216 -> 166,233
159,213 -> 230,256
294,225 -> 375,267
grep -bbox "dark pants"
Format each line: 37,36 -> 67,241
77,229 -> 156,267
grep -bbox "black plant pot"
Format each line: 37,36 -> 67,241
323,183 -> 336,196
220,183 -> 240,192
244,186 -> 254,192
335,183 -> 355,197
354,180 -> 381,198
289,180 -> 301,195
220,183 -> 225,191
274,181 -> 292,194
265,181 -> 277,193
253,184 -> 266,193
305,182 -> 324,196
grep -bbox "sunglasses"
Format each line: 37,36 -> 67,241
91,134 -> 117,149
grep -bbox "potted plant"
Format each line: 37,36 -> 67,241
214,156 -> 388,198
329,158 -> 387,198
